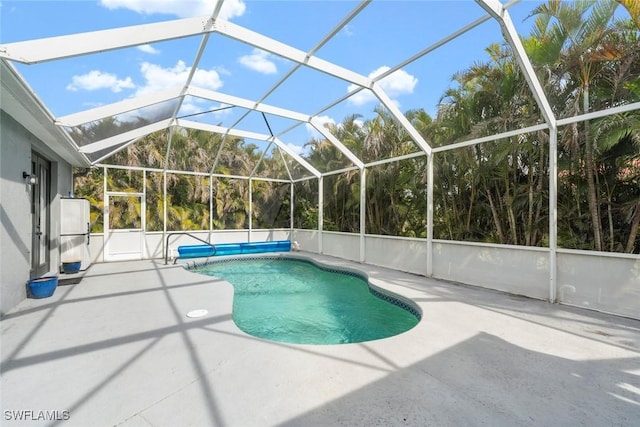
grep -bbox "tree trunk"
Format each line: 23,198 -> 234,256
583,84 -> 604,251
606,188 -> 615,252
625,201 -> 640,253
466,182 -> 475,233
526,163 -> 535,246
487,189 -> 506,243
532,135 -> 546,246
505,169 -> 518,245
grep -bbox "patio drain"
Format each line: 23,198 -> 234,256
186,309 -> 208,318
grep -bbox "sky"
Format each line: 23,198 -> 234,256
0,0 -> 547,156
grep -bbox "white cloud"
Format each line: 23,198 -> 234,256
99,0 -> 246,20
343,24 -> 354,37
238,49 -> 277,74
178,100 -> 232,119
346,87 -> 374,107
315,115 -> 336,129
305,115 -> 336,136
347,66 -> 417,106
135,60 -> 223,97
66,70 -> 135,93
192,66 -> 225,90
285,142 -> 304,156
137,44 -> 160,55
215,65 -> 232,76
177,101 -> 204,116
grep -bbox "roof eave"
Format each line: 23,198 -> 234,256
1,60 -> 91,168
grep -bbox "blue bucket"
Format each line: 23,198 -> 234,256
62,260 -> 82,274
27,276 -> 58,298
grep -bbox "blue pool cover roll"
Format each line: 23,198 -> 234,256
177,240 -> 291,259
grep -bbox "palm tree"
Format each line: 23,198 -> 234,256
435,40 -> 547,245
616,0 -> 640,28
528,0 -> 631,250
593,112 -> 640,252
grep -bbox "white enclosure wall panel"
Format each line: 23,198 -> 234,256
211,230 -> 250,243
105,231 -> 142,261
322,232 -> 360,262
151,229 -> 292,260
165,231 -> 215,253
557,251 -> 640,319
87,230 -> 639,322
365,236 -> 429,276
432,241 -> 549,300
89,234 -> 105,263
165,230 -> 272,254
145,233 -> 164,259
292,230 -> 319,253
250,229 -> 291,242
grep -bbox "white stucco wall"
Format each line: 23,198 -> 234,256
557,249 -> 640,319
0,112 -> 73,315
1,112 -> 33,314
365,234 -> 429,275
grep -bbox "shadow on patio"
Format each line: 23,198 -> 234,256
1,257 -> 639,426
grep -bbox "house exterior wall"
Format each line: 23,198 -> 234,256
0,112 -> 72,315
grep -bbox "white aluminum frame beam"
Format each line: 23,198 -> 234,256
476,0 -> 558,302
365,151 -> 426,168
359,168 -> 366,263
79,119 -> 173,154
548,124 -> 558,302
309,118 -> 364,169
231,0 -> 369,173
249,141 -> 274,178
245,0 -> 371,109
90,136 -> 142,165
374,0 -> 521,84
176,119 -> 321,178
322,166 -> 360,178
0,16 -> 216,64
272,137 -> 322,179
94,162 -> 290,184
431,123 -> 549,153
212,20 -> 371,88
279,147 -> 294,181
372,83 -> 432,155
2,3 -> 373,178
209,133 -> 231,175
426,154 -> 434,276
164,8 -> 220,171
186,86 -> 310,122
475,0 -> 555,125
556,101 -> 640,126
56,87 -> 183,127
307,1 -> 518,134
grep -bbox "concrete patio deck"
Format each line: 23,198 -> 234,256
2,253 -> 639,426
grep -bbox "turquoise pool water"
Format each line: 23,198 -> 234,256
191,257 -> 420,345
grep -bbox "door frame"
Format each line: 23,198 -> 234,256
104,192 -> 145,261
30,152 -> 51,278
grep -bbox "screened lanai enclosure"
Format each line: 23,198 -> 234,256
1,0 -> 639,319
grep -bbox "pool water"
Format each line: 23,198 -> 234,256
192,258 -> 420,345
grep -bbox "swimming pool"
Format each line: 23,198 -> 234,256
189,256 -> 420,345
